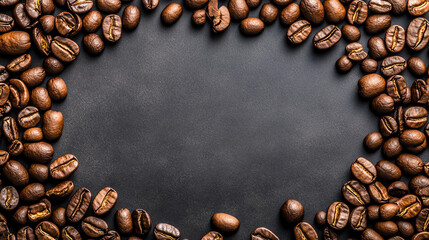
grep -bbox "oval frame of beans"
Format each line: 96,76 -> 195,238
0,0 -> 429,238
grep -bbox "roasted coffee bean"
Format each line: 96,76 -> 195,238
408,57 -> 427,76
361,59 -> 378,73
293,222 -> 318,240
404,107 -> 427,129
287,20 -> 312,44
369,0 -> 392,12
21,67 -> 46,88
397,221 -> 414,238
43,57 -> 63,75
315,211 -> 326,227
323,0 -> 345,23
0,186 -> 19,211
13,206 -> 28,225
413,232 -> 429,240
323,227 -> 337,240
416,208 -> 429,232
346,42 -> 367,61
0,150 -> 9,166
92,187 -> 117,215
342,24 -> 360,42
35,221 -> 59,240
184,0 -> 207,9
41,0 -> 55,14
46,181 -> 74,198
192,9 -> 206,25
0,0 -> 19,7
10,78 -> 29,109
32,28 -> 51,57
47,77 -> 67,101
375,221 -> 398,237
347,0 -> 368,24
407,17 -> 429,51
61,226 -> 81,240
313,25 -> 341,50
96,0 -> 121,13
368,36 -> 388,59
0,67 -> 7,85
55,12 -> 82,37
28,199 -> 51,222
43,110 -> 63,141
23,142 -> 54,163
300,0 -> 324,25
3,160 -> 29,187
382,138 -> 401,158
336,55 -> 353,72
51,36 -> 80,63
272,0 -> 293,6
380,203 -> 399,220
364,132 -> 383,151
342,180 -> 370,206
349,206 -> 367,231
201,231 -> 223,240
0,14 -> 14,33
154,223 -> 181,240
371,93 -> 395,114
369,181 -> 390,204
240,18 -> 264,35
408,0 -> 429,15
49,154 -> 78,180
280,199 -> 304,224
101,230 -> 120,240
368,205 -> 380,221
381,56 -> 407,76
132,209 -> 151,235
7,54 -> 31,73
376,160 -> 402,181
362,228 -> 384,240
365,14 -> 391,34
386,75 -> 407,103
211,213 -> 240,232
327,202 -> 349,230
412,79 -> 429,104
395,194 -> 421,219
3,117 -> 19,142
28,163 -> 49,182
388,181 -> 408,197
17,226 -> 35,240
246,0 -> 260,8
66,188 -> 91,223
52,207 -> 66,227
31,87 -> 52,111
20,183 -> 45,202
400,129 -> 427,153
142,0 -> 158,10
115,208 -> 133,234
13,4 -> 37,30
387,0 -> 406,13
83,10 -> 102,33
410,175 -> 429,206
67,0 -> 93,14
8,140 -> 23,157
207,0 -> 230,33
425,162 -> 429,176
84,33 -> 105,55
259,3 -> 277,24
0,83 -> 9,106
385,25 -> 405,53
351,157 -> 377,184
25,0 -> 42,19
161,3 -> 182,25
280,3 -> 300,25
39,15 -> 55,33
18,107 -> 40,129
228,0 -> 249,21
81,216 -> 108,238
122,5 -> 140,31
251,227 -> 278,240
102,14 -> 122,42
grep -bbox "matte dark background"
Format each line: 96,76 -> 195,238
2,2 -> 429,239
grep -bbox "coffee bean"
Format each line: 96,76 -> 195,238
416,208 -> 429,232
51,36 -> 80,62
280,199 -> 304,224
280,3 -> 300,25
404,107 -> 427,129
408,57 -> 427,76
371,93 -> 395,114
351,157 -> 377,184
122,5 -> 140,31
66,188 -> 91,223
376,160 -> 402,181
400,129 -> 427,154
161,3 -> 182,25
323,227 -> 337,240
2,160 -> 29,187
7,54 -> 31,73
380,203 -> 399,220
327,202 -> 349,230
364,132 -> 383,151
207,0 -> 230,32
18,106 -> 40,129
313,25 -> 341,50
294,222 -> 318,240
2,116 -> 18,143
25,0 -> 41,19
349,206 -> 367,231
250,227 -> 278,240
20,183 -> 45,202
41,0 -> 55,15
397,221 -> 414,238
47,77 -> 67,101
55,12 -> 82,37
347,0 -> 368,24
407,17 -> 429,51
369,0 -> 392,12
300,0 -> 324,25
8,139 -> 23,157
365,14 -> 391,34
0,186 -> 19,211
83,33 -> 104,55
184,0 -> 207,9
46,181 -> 74,198
0,14 -> 13,33
211,213 -> 240,232
31,87 -> 52,111
395,194 -> 421,219
10,78 -> 30,109
369,181 -> 390,204
32,28 -> 52,57
385,25 -> 405,53
368,205 -> 380,221
102,14 -> 122,42
240,18 -> 264,35
43,57 -> 64,75
23,142 -> 54,163
132,209 -> 151,235
96,0 -> 121,13
386,75 -> 407,103
408,0 -> 429,15
40,15 -> 55,33
375,221 -> 398,237
49,154 -> 78,180
13,206 -> 28,225
246,0 -> 260,8
388,181 -> 408,197
362,228 -> 384,240
0,150 -> 8,166
142,0 -> 158,10
17,226 -> 35,240
323,0 -> 345,23
410,175 -> 429,206
101,230 -> 120,240
35,221 -> 59,240
411,79 -> 429,104
192,9 -> 206,26
28,199 -> 51,222
368,36 -> 388,59
52,207 -> 66,227
413,232 -> 429,240
81,216 -> 108,238
381,56 -> 407,76
0,83 -> 9,106
0,0 -> 19,7
228,0 -> 249,21
43,110 -> 63,141
61,226 -> 81,240
202,231 -> 223,240
346,42 -> 367,61
13,3 -> 37,30
342,180 -> 370,206
259,3 -> 277,24
28,163 -> 49,182
21,67 -> 46,88
67,0 -> 92,14
287,20 -> 312,44
92,187 -> 117,215
336,56 -> 353,72
115,208 -> 133,234
314,211 -> 326,227
361,59 -> 378,73
83,10 -> 102,33
154,223 -> 180,240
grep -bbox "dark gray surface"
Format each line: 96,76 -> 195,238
2,2 -> 428,239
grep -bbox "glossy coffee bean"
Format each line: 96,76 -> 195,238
96,0 -> 121,13
251,227 -> 278,240
202,231 -> 223,240
361,59 -> 378,73
115,208 -> 133,234
132,209 -> 151,235
410,175 -> 429,206
2,116 -> 18,142
122,5 -> 140,31
362,228 -> 384,240
17,226 -> 36,240
395,194 -> 421,219
375,221 -> 398,237
51,36 -> 80,63
0,83 -> 10,106
154,223 -> 180,240
313,25 -> 341,50
365,14 -> 391,34
28,199 -> 51,222
66,188 -> 91,223
381,56 -> 407,77
386,75 -> 407,103
407,17 -> 429,51
240,18 -> 264,36
369,0 -> 392,12
49,154 -> 78,180
20,183 -> 45,202
83,10 -> 102,32
404,106 -> 427,129
346,42 -> 367,61
211,213 -> 240,232
228,0 -> 249,21
39,15 -> 55,33
0,186 -> 19,211
350,157 -> 377,184
52,207 -> 66,227
342,24 -> 360,42
280,199 -> 304,224
43,110 -> 63,141
13,205 -> 28,225
385,25 -> 405,53
379,203 -> 399,220
184,0 -> 207,9
47,77 -> 67,101
411,79 -> 429,104
368,205 -> 380,221
161,3 -> 182,25
23,142 -> 54,163
83,33 -> 104,55
349,206 -> 367,231
368,36 -> 388,59
61,226 -> 81,240
294,222 -> 318,240
400,129 -> 426,153
315,211 -> 326,227
0,14 -> 13,33
9,78 -> 29,109
416,208 -> 429,232
102,14 -> 122,42
280,3 -> 300,25
7,54 -> 31,73
300,0 -> 324,25
18,106 -> 40,129
8,139 -> 23,157
92,187 -> 117,215
376,160 -> 401,181
371,94 -> 395,114
0,150 -> 8,166
32,28 -> 51,57
43,57 -> 64,75
55,12 -> 82,37
11,6 -> 36,31
259,3 -> 277,24
81,216 -> 108,238
323,0 -> 345,23
336,56 -> 353,72
28,163 -> 49,182
388,181 -> 408,197
342,180 -> 370,206
347,0 -> 368,24
408,0 -> 429,15
2,160 -> 29,187
368,181 -> 389,204
101,230 -> 120,240
408,57 -> 427,76
192,9 -> 206,25
46,181 -> 74,198
67,0 -> 92,14
35,221 -> 59,240
287,20 -> 312,44
327,202 -> 349,230
364,132 -> 383,151
397,221 -> 414,238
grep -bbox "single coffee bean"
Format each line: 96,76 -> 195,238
425,162 -> 429,176
349,206 -> 367,231
39,15 -> 55,33
0,0 -> 19,7
395,194 -> 422,219
83,10 -> 102,33
51,36 -> 80,63
412,232 -> 429,240
47,77 -> 67,101
81,216 -> 108,238
20,183 -> 45,202
41,0 -> 55,15
369,0 -> 392,12
240,18 -> 264,35
43,57 -> 64,75
246,0 -> 260,8
211,213 -> 240,232
400,129 -> 426,153
388,181 -> 408,197
96,0 -> 121,13
192,9 -> 206,25
13,3 -> 37,30
380,203 -> 399,220
346,42 -> 367,61
9,78 -> 29,109
315,211 -> 326,227
55,12 -> 82,37
20,67 -> 46,88
32,28 -> 51,57
404,106 -> 427,129
0,186 -> 19,211
364,14 -> 391,34
83,33 -> 104,55
376,160 -> 402,181
52,207 -> 66,227
368,36 -> 388,59
347,0 -> 368,24
18,106 -> 40,129
0,66 -> 7,83
17,226 -> 35,240
67,0 -> 93,14
364,132 -> 383,151
61,226 -> 81,240
43,110 -> 63,141
371,93 -> 394,114
115,208 -> 133,234
92,187 -> 117,215
2,160 -> 29,187
323,0 -> 345,23
327,202 -> 349,230
397,221 -> 414,238
280,199 -> 304,224
351,157 -> 377,184
0,14 -> 14,33
202,231 -> 223,240
228,0 -> 249,21
161,3 -> 183,25
408,57 -> 427,76
361,59 -> 378,73
142,0 -> 158,10
369,181 -> 390,204
49,154 -> 78,180
336,55 -> 353,72
66,188 -> 91,223
411,79 -> 429,104
122,5 -> 140,31
13,206 -> 28,225
381,56 -> 407,76
385,25 -> 405,53
31,87 -> 52,111
46,181 -> 74,198
7,54 -> 31,73
35,221 -> 59,240
416,208 -> 429,232
375,221 -> 398,237
2,116 -> 18,143
341,180 -> 371,206
408,0 -> 429,15
386,75 -> 407,102
294,222 -> 318,240
410,175 -> 429,206
23,142 -> 54,163
259,3 -> 277,24
0,150 -> 8,166
184,0 -> 207,9
287,20 -> 312,44
154,223 -> 180,240
28,199 -> 51,222
25,0 -> 41,19
102,14 -> 122,42
101,230 -> 120,240
8,139 -> 23,157
0,83 -> 9,106
342,24 -> 360,42
251,227 -> 278,240
132,209 -> 151,235
313,25 -> 341,50
207,0 -> 231,33
407,17 -> 429,51
323,227 -> 337,240
368,205 -> 380,221
280,3 -> 300,25
28,163 -> 49,182
362,228 -> 384,240
300,0 -> 324,25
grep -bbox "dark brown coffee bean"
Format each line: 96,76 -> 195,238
161,3 -> 182,25
0,83 -> 9,106
412,79 -> 429,104
39,15 -> 55,33
259,3 -> 277,24
25,0 -> 41,19
20,183 -> 45,202
369,0 -> 392,12
28,199 -> 51,222
407,17 -> 429,51
46,181 -> 74,198
240,18 -> 264,35
336,55 -> 353,72
211,213 -> 240,232
315,211 -> 326,227
122,5 -> 140,31
55,12 -> 82,37
101,230 -> 120,240
0,186 -> 19,211
142,0 -> 158,10
32,28 -> 51,57
349,206 -> 367,231
246,0 -> 260,8
83,33 -> 104,55
395,194 -> 422,219
41,0 -> 54,15
251,227 -> 278,240
192,9 -> 206,25
2,117 -> 18,142
46,77 -> 67,101
408,57 -> 427,76
346,42 -> 367,61
23,142 -> 54,163
293,222 -> 318,240
43,57 -> 63,75
66,188 -> 91,223
2,160 -> 29,187
31,87 -> 52,111
13,4 -> 37,30
416,208 -> 429,232
380,203 -> 399,220
228,0 -> 249,21
154,223 -> 181,240
375,221 -> 398,237
280,3 -> 300,25
28,163 -> 48,182
323,227 -> 337,240
13,206 -> 28,225
280,199 -> 304,224
207,0 -> 231,33
408,0 -> 429,15
342,24 -> 360,42
0,150 -> 8,166
8,139 -> 23,157
35,221 -> 59,240
300,0 -> 324,25
17,226 -> 35,240
92,187 -> 117,215
21,67 -> 45,89
412,232 -> 429,240
49,154 -> 78,180
342,180 -> 370,206
388,181 -> 408,197
371,93 -> 395,114
0,14 -> 14,33
351,157 -> 377,184
381,56 -> 407,77
9,78 -> 29,109
386,75 -> 407,103
327,202 -> 349,230
287,20 -> 312,44
7,54 -> 31,73
361,59 -> 378,73
376,160 -> 402,181
51,36 -> 80,63
0,0 -> 19,7
400,129 -> 427,153
410,175 -> 429,206
313,25 -> 341,50
397,221 -> 414,237
323,0 -> 345,23
67,0 -> 93,14
102,14 -> 122,42
52,207 -> 66,227
369,181 -> 390,204
368,205 -> 380,221
115,208 -> 133,234
132,209 -> 151,235
81,216 -> 108,238
61,226 -> 81,240
368,36 -> 388,59
385,25 -> 406,53
83,10 -> 102,33
347,0 -> 368,24
364,132 -> 383,151
404,107 -> 427,129
184,0 -> 207,9
0,67 -> 7,85
43,110 -> 63,141
365,14 -> 391,34
18,106 -> 40,129
96,0 -> 121,13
